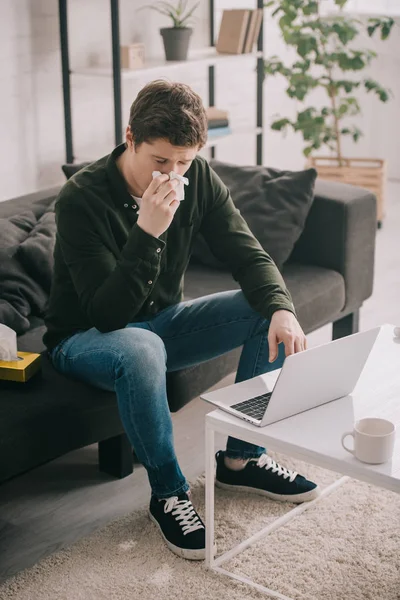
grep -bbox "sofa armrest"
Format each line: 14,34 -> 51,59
290,178 -> 377,314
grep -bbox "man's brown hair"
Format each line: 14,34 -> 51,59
128,79 -> 208,149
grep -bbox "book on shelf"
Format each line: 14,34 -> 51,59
243,9 -> 263,53
206,106 -> 229,121
206,106 -> 229,130
242,9 -> 257,54
207,126 -> 232,138
216,9 -> 251,54
208,118 -> 229,130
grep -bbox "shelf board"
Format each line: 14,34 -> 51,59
72,48 -> 263,79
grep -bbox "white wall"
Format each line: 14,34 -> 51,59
0,0 -> 63,201
0,0 -> 399,202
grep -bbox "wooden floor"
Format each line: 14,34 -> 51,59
0,182 -> 399,583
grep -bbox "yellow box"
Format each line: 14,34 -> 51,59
0,352 -> 41,382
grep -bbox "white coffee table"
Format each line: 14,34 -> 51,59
205,324 -> 400,597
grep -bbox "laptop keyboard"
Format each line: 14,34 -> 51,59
231,392 -> 272,421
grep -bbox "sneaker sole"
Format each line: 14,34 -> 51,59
148,510 -> 215,561
215,480 -> 321,503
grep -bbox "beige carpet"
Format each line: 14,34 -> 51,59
1,451 -> 399,600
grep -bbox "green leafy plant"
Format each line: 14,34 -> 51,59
143,0 -> 199,28
264,0 -> 395,163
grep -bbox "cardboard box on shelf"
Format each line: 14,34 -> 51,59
120,43 -> 145,70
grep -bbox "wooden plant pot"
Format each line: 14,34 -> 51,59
308,156 -> 387,227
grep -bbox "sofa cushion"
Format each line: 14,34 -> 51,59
183,262 -> 345,334
191,160 -> 317,271
282,263 -> 345,332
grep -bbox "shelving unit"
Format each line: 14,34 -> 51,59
58,0 -> 264,165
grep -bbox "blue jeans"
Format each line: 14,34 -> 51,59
50,290 -> 285,499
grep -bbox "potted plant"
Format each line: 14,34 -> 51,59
263,0 -> 395,226
142,0 -> 199,62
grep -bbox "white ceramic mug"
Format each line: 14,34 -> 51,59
341,417 -> 396,464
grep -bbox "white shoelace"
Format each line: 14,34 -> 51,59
256,454 -> 298,483
163,497 -> 204,536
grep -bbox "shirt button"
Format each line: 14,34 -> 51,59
149,301 -> 154,307
148,280 -> 153,285
124,203 -> 128,208
156,248 -> 161,253
132,204 -> 137,209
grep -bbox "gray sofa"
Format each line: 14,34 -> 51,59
0,176 -> 377,484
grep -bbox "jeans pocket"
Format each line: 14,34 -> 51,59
49,335 -> 74,368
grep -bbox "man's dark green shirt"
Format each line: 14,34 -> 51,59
43,144 -> 295,351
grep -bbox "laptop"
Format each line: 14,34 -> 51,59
201,326 -> 380,427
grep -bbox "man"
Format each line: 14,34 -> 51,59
44,79 -> 319,561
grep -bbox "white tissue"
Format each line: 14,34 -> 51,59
0,324 -> 18,361
152,170 -> 189,202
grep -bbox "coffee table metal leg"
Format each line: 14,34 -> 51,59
205,420 -> 215,567
208,473 -> 350,598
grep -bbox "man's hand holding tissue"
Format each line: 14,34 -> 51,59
137,173 -> 181,239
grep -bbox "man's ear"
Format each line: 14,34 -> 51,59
126,126 -> 134,150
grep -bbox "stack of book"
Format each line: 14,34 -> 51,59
216,9 -> 263,55
206,107 -> 231,138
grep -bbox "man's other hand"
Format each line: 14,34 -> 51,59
268,310 -> 307,362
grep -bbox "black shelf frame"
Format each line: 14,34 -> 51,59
58,0 -> 264,165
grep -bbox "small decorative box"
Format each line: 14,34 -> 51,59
120,43 -> 145,70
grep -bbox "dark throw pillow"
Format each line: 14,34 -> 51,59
62,162 -> 90,179
191,160 -> 317,271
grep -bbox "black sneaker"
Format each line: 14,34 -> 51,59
215,451 -> 320,503
149,492 -> 207,560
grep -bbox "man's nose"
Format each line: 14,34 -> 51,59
161,165 -> 183,175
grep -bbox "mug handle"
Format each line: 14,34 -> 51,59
341,431 -> 355,455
